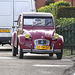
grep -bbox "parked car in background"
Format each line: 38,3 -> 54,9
11,12 -> 64,59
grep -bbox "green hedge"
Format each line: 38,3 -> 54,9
55,1 -> 70,8
56,7 -> 75,19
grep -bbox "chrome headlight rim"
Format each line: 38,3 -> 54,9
54,34 -> 59,39
25,34 -> 30,39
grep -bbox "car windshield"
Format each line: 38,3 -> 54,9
23,17 -> 53,26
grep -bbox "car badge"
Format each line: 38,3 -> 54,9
41,40 -> 44,44
41,36 -> 44,39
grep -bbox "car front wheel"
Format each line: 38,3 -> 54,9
18,45 -> 23,59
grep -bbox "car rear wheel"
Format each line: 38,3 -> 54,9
49,53 -> 53,57
12,46 -> 17,56
57,53 -> 62,59
18,45 -> 23,59
56,50 -> 63,59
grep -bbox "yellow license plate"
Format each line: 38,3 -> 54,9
0,29 -> 10,33
36,46 -> 50,50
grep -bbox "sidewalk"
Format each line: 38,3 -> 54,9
62,54 -> 75,62
0,45 -> 12,51
71,56 -> 75,62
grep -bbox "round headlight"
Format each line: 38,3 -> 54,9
54,34 -> 59,39
25,34 -> 30,38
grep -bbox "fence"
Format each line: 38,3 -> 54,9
57,23 -> 75,55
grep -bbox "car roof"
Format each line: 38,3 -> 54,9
20,12 -> 53,17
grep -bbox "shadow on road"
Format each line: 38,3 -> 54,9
23,56 -> 57,60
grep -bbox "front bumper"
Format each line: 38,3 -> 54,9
22,44 -> 62,54
22,49 -> 61,54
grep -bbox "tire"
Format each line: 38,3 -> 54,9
49,53 -> 53,57
18,45 -> 23,59
57,53 -> 62,59
56,49 -> 63,59
12,46 -> 17,56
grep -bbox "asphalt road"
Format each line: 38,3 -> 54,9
0,46 -> 75,75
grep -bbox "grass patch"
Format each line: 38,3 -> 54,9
63,49 -> 75,56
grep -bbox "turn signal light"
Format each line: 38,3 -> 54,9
23,42 -> 25,45
59,43 -> 61,46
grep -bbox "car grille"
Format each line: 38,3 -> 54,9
34,39 -> 50,46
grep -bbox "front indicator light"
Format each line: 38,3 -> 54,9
23,42 -> 25,45
59,43 -> 61,46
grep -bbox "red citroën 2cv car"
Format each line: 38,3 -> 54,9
12,12 -> 64,59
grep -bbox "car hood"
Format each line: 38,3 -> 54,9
23,29 -> 55,40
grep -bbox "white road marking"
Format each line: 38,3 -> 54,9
73,73 -> 75,75
61,59 -> 71,61
0,57 -> 16,59
33,64 -> 71,67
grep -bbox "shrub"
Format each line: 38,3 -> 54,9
55,18 -> 75,34
37,6 -> 51,12
55,18 -> 75,27
56,6 -> 75,19
55,1 -> 70,8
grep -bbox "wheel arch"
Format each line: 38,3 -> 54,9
11,31 -> 17,47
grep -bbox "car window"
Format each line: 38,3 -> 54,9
20,16 -> 22,28
23,17 -> 53,26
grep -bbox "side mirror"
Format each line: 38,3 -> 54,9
16,25 -> 19,28
14,20 -> 18,25
55,25 -> 61,28
12,26 -> 15,28
14,20 -> 18,22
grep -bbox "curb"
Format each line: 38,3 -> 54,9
65,55 -> 75,62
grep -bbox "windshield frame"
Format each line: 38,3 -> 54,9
23,16 -> 53,26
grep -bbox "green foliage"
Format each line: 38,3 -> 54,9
37,1 -> 75,28
38,1 -> 70,18
55,1 -> 70,8
56,7 -> 75,19
55,18 -> 75,35
45,0 -> 54,5
55,18 -> 75,27
37,6 -> 50,12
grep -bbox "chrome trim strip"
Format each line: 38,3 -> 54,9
22,49 -> 61,53
34,39 -> 50,46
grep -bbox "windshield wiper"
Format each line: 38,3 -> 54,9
36,22 -> 42,25
32,22 -> 42,26
45,21 -> 51,26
